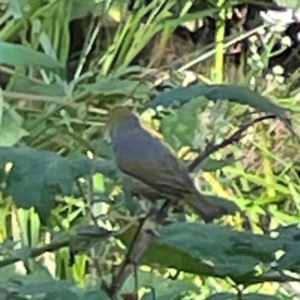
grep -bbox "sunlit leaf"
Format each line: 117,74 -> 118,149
0,105 -> 28,146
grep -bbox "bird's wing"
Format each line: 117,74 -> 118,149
114,130 -> 195,197
157,149 -> 196,195
115,142 -> 168,184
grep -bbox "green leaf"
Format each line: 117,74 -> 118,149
0,265 -> 16,281
13,245 -> 31,261
120,223 -> 285,282
70,225 -> 113,255
83,78 -> 150,99
10,77 -> 66,97
199,156 -> 237,171
43,289 -> 79,300
274,225 -> 300,273
0,0 -> 21,25
156,223 -> 279,264
0,105 -> 28,146
113,65 -> 144,78
18,279 -> 73,296
205,196 -> 240,216
160,97 -> 207,150
124,271 -> 198,300
120,223 -> 217,277
277,241 -> 300,271
205,292 -> 237,300
0,275 -> 75,299
141,288 -> 190,300
44,286 -> 109,300
149,84 -> 287,120
242,294 -> 281,300
70,287 -> 110,300
71,0 -> 103,20
0,147 -> 115,223
149,86 -> 209,110
0,42 -> 64,72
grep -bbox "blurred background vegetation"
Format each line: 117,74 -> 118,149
1,0 -> 300,299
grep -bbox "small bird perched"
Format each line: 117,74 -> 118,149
108,106 -> 229,222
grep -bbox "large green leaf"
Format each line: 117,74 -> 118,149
242,294 -> 281,300
141,287 -> 193,300
277,241 -> 300,271
18,279 -> 72,296
124,271 -> 198,300
268,224 -> 300,272
205,293 -> 237,300
0,274 -> 74,299
43,290 -> 79,300
67,287 -> 110,300
149,84 -> 287,120
120,222 -> 285,282
0,42 -> 63,72
0,146 -> 118,223
205,293 -> 281,300
148,85 -> 209,109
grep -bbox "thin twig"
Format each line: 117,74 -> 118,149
108,216 -> 147,296
0,238 -> 70,269
188,113 -> 278,172
107,202 -> 172,298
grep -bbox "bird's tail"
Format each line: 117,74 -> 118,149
184,192 -> 237,223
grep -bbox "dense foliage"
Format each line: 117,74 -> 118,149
1,0 -> 300,299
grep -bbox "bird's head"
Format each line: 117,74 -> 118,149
106,106 -> 140,138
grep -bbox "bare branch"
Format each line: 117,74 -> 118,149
188,113 -> 277,172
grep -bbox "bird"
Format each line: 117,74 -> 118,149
107,106 -> 231,222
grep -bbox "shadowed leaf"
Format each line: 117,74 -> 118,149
149,84 -> 288,121
120,222 -> 285,282
0,146 -> 117,222
204,292 -> 237,300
